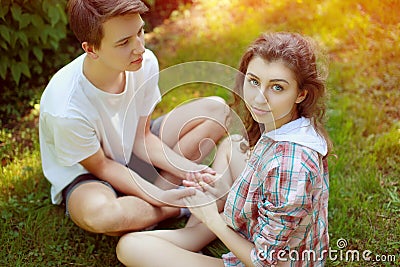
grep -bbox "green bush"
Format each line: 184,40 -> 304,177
0,0 -> 80,123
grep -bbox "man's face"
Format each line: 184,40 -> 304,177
95,13 -> 145,72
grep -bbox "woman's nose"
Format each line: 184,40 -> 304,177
254,89 -> 267,104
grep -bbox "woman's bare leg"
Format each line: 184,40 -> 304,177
115,136 -> 249,265
155,96 -> 230,189
185,134 -> 248,227
210,134 -> 249,186
117,223 -> 224,267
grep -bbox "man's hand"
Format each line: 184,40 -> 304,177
183,172 -> 231,201
186,164 -> 216,177
158,187 -> 196,207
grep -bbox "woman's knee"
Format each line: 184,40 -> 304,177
116,233 -> 155,266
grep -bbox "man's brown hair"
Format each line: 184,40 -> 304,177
67,0 -> 148,49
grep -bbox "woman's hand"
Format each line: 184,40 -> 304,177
183,189 -> 220,225
183,172 -> 231,201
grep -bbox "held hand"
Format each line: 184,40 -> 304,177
183,172 -> 231,201
183,189 -> 220,224
159,187 -> 196,207
185,165 -> 216,181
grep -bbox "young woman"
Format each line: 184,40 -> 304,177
116,32 -> 332,266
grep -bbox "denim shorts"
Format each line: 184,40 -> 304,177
61,116 -> 165,216
61,173 -> 118,217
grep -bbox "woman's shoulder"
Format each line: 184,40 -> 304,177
259,140 -> 321,171
276,140 -> 320,156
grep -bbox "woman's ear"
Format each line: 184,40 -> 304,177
82,42 -> 99,59
295,89 -> 308,104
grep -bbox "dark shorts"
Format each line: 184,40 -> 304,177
62,116 -> 165,215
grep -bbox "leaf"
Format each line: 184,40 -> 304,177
49,39 -> 58,50
32,46 -> 43,62
31,14 -> 44,28
48,5 -> 60,26
16,31 -> 28,47
0,57 -> 8,79
19,13 -> 31,29
56,3 -> 68,24
39,27 -> 48,44
10,5 -> 22,21
0,39 -> 8,50
0,2 -> 10,20
0,25 -> 10,44
19,62 -> 31,78
41,0 -> 49,13
19,49 -> 29,63
9,30 -> 17,49
11,61 -> 21,85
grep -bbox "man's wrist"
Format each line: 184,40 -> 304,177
180,163 -> 205,179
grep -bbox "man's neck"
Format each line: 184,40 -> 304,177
83,56 -> 126,94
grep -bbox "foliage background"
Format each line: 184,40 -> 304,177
1,0 -> 399,266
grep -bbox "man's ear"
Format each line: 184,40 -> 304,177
82,42 -> 99,59
295,89 -> 308,104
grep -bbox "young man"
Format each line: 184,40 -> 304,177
39,0 -> 229,236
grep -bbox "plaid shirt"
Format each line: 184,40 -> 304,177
222,134 -> 329,267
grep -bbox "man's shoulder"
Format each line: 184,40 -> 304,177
40,54 -> 86,116
49,53 -> 85,82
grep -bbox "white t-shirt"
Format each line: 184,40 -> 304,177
39,49 -> 161,204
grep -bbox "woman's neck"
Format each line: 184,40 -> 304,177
263,111 -> 299,133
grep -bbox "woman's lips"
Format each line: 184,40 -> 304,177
251,106 -> 270,115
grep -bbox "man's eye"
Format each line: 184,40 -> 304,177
118,40 -> 128,46
138,28 -> 144,36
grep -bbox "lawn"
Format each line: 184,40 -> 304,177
1,0 -> 399,266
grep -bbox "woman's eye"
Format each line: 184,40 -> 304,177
248,78 -> 260,87
272,84 -> 283,91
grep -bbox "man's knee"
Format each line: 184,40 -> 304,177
220,134 -> 245,151
203,96 -> 230,124
70,200 -> 124,234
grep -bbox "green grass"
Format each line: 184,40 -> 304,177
1,0 -> 399,266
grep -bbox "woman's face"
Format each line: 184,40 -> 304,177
243,56 -> 307,131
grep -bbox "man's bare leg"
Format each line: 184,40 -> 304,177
67,182 -> 180,236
